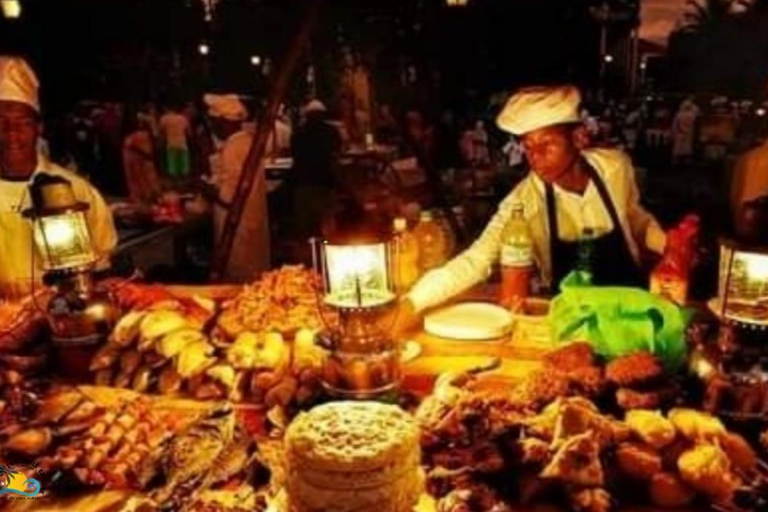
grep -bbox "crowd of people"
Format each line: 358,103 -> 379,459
7,49 -> 768,295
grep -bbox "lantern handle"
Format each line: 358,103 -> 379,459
309,237 -> 336,333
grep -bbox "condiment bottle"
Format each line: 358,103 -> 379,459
650,215 -> 699,305
413,210 -> 446,272
392,217 -> 420,294
500,203 -> 534,311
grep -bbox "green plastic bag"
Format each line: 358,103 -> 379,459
548,271 -> 692,369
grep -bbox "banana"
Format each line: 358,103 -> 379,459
156,329 -> 207,359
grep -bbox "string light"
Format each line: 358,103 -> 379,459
250,55 -> 262,66
200,0 -> 219,22
198,43 -> 210,56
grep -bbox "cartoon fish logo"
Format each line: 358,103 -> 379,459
0,464 -> 42,498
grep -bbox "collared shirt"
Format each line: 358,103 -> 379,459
407,148 -> 666,313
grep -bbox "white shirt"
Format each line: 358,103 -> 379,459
407,148 -> 666,313
159,112 -> 190,149
212,127 -> 270,282
548,180 -> 614,241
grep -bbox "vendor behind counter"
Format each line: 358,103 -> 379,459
397,86 -> 668,330
0,56 -> 116,300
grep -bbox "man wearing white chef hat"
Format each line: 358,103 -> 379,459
397,85 -> 667,327
203,93 -> 270,282
0,56 -> 116,300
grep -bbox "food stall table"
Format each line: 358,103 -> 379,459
0,278 -> 733,512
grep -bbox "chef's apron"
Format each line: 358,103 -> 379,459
546,164 -> 644,289
0,181 -> 39,300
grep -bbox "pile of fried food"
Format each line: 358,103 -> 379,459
0,387 -> 270,511
417,343 -> 765,512
215,266 -> 327,340
92,271 -> 326,415
509,342 -> 680,412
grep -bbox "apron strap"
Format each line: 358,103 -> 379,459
582,163 -> 624,234
545,181 -> 559,256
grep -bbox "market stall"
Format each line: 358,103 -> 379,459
4,174 -> 768,512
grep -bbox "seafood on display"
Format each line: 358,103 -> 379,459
1,388 -> 268,507
119,406 -> 267,511
418,345 -> 764,512
0,388 -> 168,490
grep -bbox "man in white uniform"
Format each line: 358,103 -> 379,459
397,86 -> 667,328
204,94 -> 270,282
0,56 -> 117,299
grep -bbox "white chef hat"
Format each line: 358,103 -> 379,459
496,85 -> 581,136
303,99 -> 327,114
0,56 -> 40,112
204,93 -> 247,121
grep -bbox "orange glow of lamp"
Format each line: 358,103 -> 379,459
310,223 -> 400,401
23,174 -> 116,377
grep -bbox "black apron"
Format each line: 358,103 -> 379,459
546,164 -> 645,289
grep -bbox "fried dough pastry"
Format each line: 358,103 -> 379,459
719,432 -> 757,475
615,442 -> 662,481
668,408 -> 726,442
543,342 -> 596,371
677,444 -> 741,501
605,351 -> 663,387
649,472 -> 696,508
540,432 -> 604,487
624,409 -> 676,450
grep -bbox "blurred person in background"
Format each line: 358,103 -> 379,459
290,99 -> 343,242
122,114 -> 161,203
159,102 -> 191,180
204,94 -> 270,282
672,98 -> 699,164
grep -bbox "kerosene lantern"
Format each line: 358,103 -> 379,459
697,238 -> 768,422
23,173 -> 116,378
310,222 -> 400,401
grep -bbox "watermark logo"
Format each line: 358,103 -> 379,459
0,463 -> 44,499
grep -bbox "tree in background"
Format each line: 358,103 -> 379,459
666,0 -> 768,96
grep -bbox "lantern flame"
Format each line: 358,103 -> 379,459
744,253 -> 768,282
33,212 -> 95,270
324,243 -> 394,308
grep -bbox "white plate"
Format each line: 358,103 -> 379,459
424,302 -> 513,340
